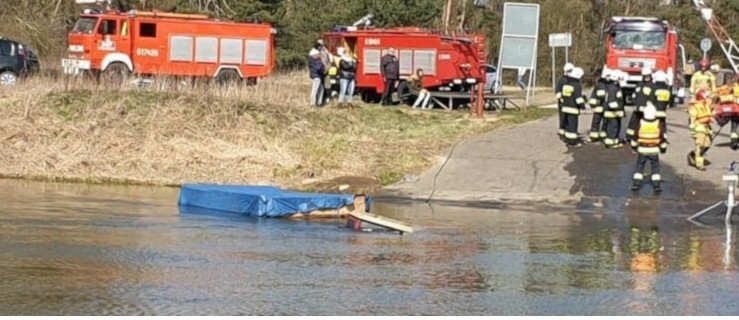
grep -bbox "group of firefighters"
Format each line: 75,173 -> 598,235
556,58 -> 739,193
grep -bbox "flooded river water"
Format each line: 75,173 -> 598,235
1,179 -> 739,316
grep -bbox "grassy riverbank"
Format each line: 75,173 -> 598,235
0,72 -> 556,193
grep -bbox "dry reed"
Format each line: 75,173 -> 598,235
0,70 -> 555,190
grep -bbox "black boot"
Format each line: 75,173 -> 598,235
687,151 -> 696,167
653,181 -> 662,193
631,180 -> 642,191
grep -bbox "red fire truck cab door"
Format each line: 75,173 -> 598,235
94,18 -> 122,69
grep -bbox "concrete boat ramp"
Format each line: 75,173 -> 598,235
382,105 -> 739,215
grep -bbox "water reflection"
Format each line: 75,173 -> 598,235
2,180 -> 739,315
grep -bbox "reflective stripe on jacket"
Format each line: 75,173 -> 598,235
632,119 -> 667,154
637,120 -> 661,146
689,101 -> 713,125
634,83 -> 653,112
652,86 -> 671,118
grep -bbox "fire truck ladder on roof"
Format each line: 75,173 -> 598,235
693,0 -> 739,74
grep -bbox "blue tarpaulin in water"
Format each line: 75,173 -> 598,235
178,184 -> 367,218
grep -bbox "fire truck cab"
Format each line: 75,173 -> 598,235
601,16 -> 686,105
322,24 -> 492,106
63,5 -> 276,85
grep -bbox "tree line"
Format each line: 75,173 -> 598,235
0,0 -> 737,84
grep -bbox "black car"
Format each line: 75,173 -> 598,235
0,37 -> 40,87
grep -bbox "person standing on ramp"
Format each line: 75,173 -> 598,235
626,68 -> 654,143
556,63 -> 575,141
650,70 -> 672,134
687,89 -> 715,171
603,70 -> 626,148
630,103 -> 667,193
588,67 -> 610,143
560,67 -> 588,147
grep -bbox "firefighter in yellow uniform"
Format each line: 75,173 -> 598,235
687,89 -> 715,171
690,58 -> 716,99
630,103 -> 667,193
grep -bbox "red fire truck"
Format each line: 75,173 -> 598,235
322,22 -> 492,107
601,16 -> 686,105
62,2 -> 276,85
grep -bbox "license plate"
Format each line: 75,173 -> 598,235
61,59 -> 89,75
62,59 -> 78,68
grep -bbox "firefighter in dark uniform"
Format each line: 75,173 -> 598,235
626,67 -> 654,143
603,69 -> 626,148
588,67 -> 609,142
650,70 -> 671,134
630,103 -> 667,193
556,63 -> 575,140
560,67 -> 588,147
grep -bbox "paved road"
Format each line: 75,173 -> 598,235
382,104 -> 739,208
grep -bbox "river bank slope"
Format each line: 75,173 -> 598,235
0,72 -> 555,193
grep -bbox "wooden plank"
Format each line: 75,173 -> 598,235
349,212 -> 414,234
287,195 -> 367,220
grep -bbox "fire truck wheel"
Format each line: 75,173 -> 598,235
102,62 -> 130,86
216,69 -> 242,87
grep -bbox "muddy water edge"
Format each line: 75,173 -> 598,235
1,178 -> 739,316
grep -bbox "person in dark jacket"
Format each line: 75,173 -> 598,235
380,47 -> 400,106
626,67 -> 654,143
603,70 -> 626,148
560,67 -> 588,147
337,47 -> 358,106
587,67 -> 609,142
315,39 -> 334,104
555,63 -> 575,140
629,103 -> 667,193
308,48 -> 326,107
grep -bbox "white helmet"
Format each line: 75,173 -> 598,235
641,67 -> 653,76
600,66 -> 610,79
609,69 -> 621,81
571,67 -> 584,80
643,102 -> 657,121
653,70 -> 667,83
564,63 -> 575,74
